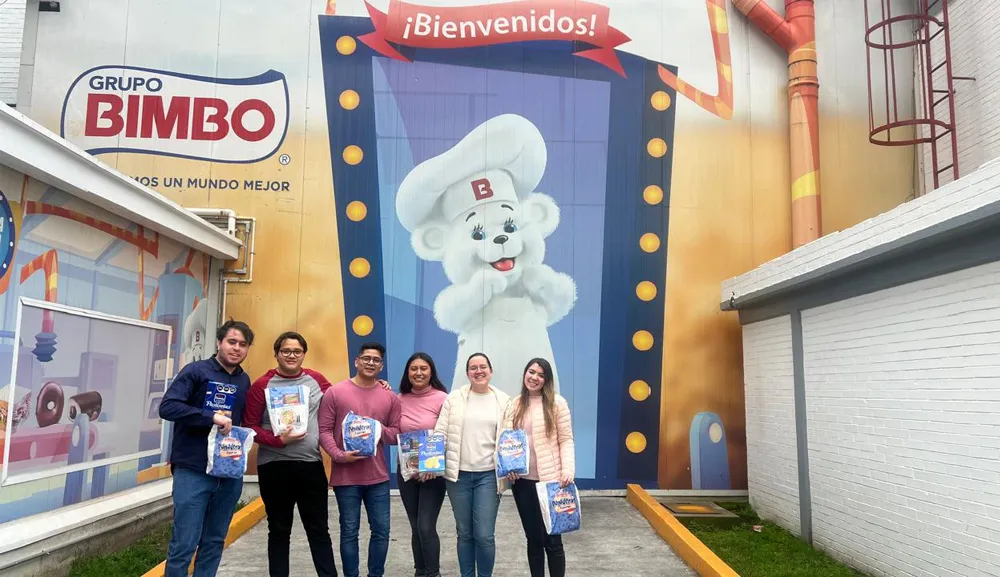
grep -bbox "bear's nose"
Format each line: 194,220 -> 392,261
493,235 -> 508,245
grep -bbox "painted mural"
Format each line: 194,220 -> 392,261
19,0 -> 915,491
0,167 -> 211,523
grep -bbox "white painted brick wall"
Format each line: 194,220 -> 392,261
800,260 -> 1000,577
743,315 -> 800,535
917,0 -> 1000,190
721,158 -> 1000,307
0,0 -> 27,105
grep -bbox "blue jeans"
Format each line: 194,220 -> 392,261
333,481 -> 390,577
165,466 -> 243,577
446,471 -> 501,577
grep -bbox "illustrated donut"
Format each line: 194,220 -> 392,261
35,381 -> 64,428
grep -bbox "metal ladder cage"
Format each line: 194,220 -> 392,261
864,0 -> 960,191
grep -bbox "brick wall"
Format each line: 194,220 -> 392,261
917,0 -> 1000,190
798,260 -> 1000,576
0,0 -> 27,105
742,315 -> 800,535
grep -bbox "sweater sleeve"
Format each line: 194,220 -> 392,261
244,375 -> 285,448
318,387 -> 348,463
380,393 -> 402,445
556,397 -> 576,478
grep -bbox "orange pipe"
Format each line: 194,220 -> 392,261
657,0 -> 735,120
19,250 -> 59,332
733,0 -> 821,248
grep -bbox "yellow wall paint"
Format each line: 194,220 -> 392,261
657,117 -> 913,489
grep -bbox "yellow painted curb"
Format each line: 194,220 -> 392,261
626,484 -> 740,577
141,496 -> 267,577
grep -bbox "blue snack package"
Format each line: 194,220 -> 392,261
206,425 -> 256,479
203,381 -> 238,417
418,432 -> 446,475
342,411 -> 381,457
397,431 -> 422,480
536,481 -> 582,535
495,428 -> 529,477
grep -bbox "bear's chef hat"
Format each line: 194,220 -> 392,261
395,114 -> 547,232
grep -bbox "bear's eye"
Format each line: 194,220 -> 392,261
471,224 -> 485,241
503,218 -> 518,234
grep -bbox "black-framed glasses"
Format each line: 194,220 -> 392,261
279,349 -> 305,357
358,355 -> 382,365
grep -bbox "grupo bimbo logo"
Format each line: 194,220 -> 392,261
61,65 -> 290,164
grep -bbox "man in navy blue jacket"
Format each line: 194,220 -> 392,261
159,319 -> 255,577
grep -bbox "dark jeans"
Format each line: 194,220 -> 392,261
512,479 -> 566,577
333,481 -> 390,577
165,466 -> 243,577
446,471 -> 501,577
397,473 -> 447,577
257,460 -> 338,577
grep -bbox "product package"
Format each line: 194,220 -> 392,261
266,384 -> 309,435
536,481 -> 582,535
419,432 -> 446,475
495,428 -> 529,477
206,425 -> 256,479
203,381 -> 238,418
397,431 -> 422,481
342,411 -> 382,457
396,430 -> 447,479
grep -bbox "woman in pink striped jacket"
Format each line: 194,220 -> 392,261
501,357 -> 575,577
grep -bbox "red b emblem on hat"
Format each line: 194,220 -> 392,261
471,178 -> 493,201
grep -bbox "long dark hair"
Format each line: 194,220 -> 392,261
513,358 -> 557,437
399,352 -> 447,394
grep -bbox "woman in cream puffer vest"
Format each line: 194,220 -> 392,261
501,357 -> 575,577
433,352 -> 510,577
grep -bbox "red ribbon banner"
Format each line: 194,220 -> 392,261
358,0 -> 632,77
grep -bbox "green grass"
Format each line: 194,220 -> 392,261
67,500 -> 250,577
683,502 -> 867,577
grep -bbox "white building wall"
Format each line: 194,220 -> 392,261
0,0 -> 27,105
918,0 -> 1000,190
799,259 -> 1000,577
742,315 -> 800,535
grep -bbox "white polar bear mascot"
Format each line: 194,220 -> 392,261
180,298 -> 208,368
395,113 -> 577,397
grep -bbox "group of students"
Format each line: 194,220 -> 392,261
157,319 -> 576,577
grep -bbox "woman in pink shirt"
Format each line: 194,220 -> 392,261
397,352 -> 449,577
502,357 -> 575,577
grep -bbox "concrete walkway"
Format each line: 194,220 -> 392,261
217,495 -> 696,576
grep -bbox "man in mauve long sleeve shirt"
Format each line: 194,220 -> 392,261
318,342 -> 401,577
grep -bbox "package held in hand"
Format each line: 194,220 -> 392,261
206,425 -> 256,479
536,481 -> 582,535
397,431 -> 422,480
419,432 -> 446,475
495,428 -> 529,477
266,384 -> 309,436
343,411 -> 381,457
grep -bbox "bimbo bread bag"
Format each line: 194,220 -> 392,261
206,425 -> 256,479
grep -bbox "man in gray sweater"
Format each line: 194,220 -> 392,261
243,331 -> 338,577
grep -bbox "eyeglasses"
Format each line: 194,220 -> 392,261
358,356 -> 383,365
279,349 -> 305,357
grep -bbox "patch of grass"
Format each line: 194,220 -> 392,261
683,502 -> 867,577
67,523 -> 172,577
67,498 -> 252,577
